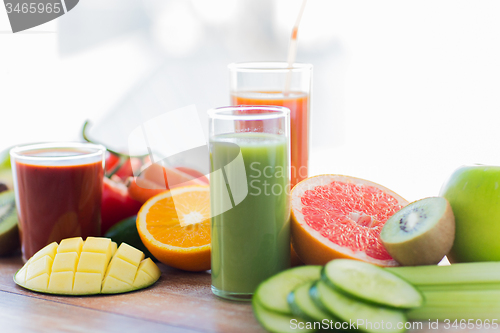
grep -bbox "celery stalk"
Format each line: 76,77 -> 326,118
408,290 -> 500,320
408,306 -> 500,321
386,263 -> 500,320
387,262 -> 500,286
418,283 -> 500,292
423,290 -> 500,306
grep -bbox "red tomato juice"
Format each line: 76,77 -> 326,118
231,91 -> 309,186
15,153 -> 103,261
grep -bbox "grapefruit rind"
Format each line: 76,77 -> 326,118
291,175 -> 408,267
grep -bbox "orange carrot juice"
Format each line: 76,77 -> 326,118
231,91 -> 309,186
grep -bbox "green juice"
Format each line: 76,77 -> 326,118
210,132 -> 290,297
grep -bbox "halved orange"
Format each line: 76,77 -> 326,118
136,185 -> 211,272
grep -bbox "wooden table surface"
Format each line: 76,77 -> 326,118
0,254 -> 265,333
1,254 -> 497,333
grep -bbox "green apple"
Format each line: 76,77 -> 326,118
440,165 -> 500,263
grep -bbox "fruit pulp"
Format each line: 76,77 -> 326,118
136,186 -> 212,272
291,175 -> 406,266
231,91 -> 309,187
14,151 -> 103,261
303,181 -> 401,260
210,132 -> 290,298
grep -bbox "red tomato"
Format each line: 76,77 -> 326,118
126,176 -> 167,204
101,177 -> 143,234
104,152 -> 120,173
175,166 -> 209,184
104,153 -> 142,180
114,157 -> 142,179
126,166 -> 208,204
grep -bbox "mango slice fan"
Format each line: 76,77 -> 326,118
14,237 -> 161,295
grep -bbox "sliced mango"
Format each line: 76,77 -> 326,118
31,242 -> 58,262
138,258 -> 161,280
48,271 -> 74,293
133,270 -> 153,289
15,264 -> 27,285
14,237 -> 161,295
27,255 -> 53,281
57,237 -> 84,255
111,241 -> 117,257
26,273 -> 49,291
73,272 -> 102,294
105,257 -> 137,285
52,252 -> 78,273
82,237 -> 113,263
102,276 -> 132,294
77,252 -> 108,275
114,242 -> 144,266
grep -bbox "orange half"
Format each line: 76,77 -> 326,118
137,185 -> 211,271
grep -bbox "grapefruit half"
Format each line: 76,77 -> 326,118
291,175 -> 408,267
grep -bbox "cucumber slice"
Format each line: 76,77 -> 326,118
254,265 -> 322,315
288,281 -> 336,323
252,298 -> 318,333
311,281 -> 407,333
322,259 -> 423,309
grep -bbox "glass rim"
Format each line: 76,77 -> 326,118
228,61 -> 312,73
10,142 -> 106,164
208,105 -> 290,121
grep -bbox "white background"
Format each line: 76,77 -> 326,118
1,0 -> 500,202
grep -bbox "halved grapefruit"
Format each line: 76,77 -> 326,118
291,175 -> 408,267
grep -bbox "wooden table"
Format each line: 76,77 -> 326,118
0,255 -> 265,333
2,255 -> 496,333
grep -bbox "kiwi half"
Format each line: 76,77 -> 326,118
0,190 -> 20,256
380,197 -> 455,266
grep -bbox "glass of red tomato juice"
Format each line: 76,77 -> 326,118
229,62 -> 312,187
10,142 -> 106,262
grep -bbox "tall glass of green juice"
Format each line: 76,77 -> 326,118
208,106 -> 290,301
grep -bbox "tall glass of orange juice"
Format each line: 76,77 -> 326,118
229,62 -> 312,187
